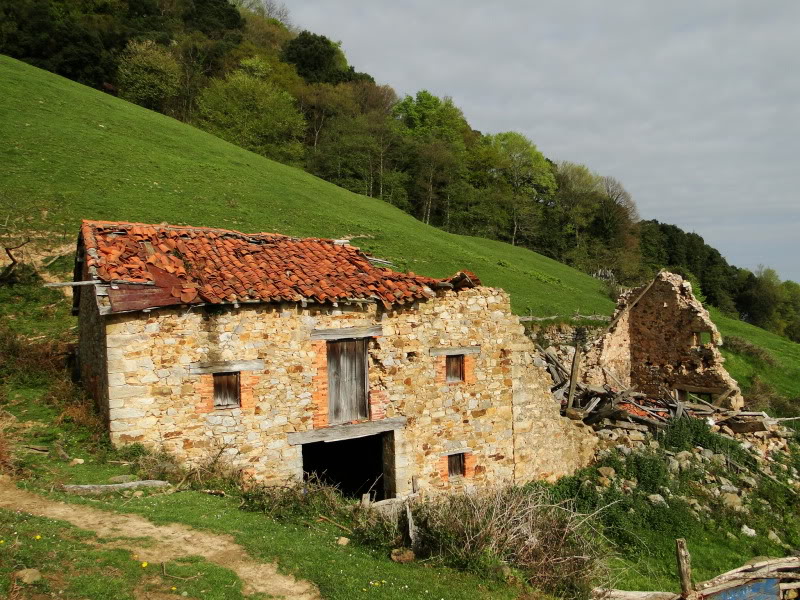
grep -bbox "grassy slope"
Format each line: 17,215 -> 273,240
2,379 -> 516,600
0,509 -> 249,600
0,55 -> 611,317
4,55 -> 799,392
713,310 -> 800,399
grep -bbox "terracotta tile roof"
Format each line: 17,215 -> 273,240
77,220 -> 480,313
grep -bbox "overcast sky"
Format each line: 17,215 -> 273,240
281,1 -> 800,281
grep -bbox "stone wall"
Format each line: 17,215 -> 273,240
583,273 -> 743,408
90,286 -> 596,495
526,321 -> 607,348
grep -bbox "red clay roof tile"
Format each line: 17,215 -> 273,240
78,220 -> 480,313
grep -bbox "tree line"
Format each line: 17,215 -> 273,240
2,0 -> 798,341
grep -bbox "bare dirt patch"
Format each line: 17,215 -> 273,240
0,479 -> 319,599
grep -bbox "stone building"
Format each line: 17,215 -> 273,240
74,220 -> 596,499
582,272 -> 744,409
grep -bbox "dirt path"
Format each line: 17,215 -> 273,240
0,480 -> 320,599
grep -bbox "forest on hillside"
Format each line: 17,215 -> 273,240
2,0 -> 799,341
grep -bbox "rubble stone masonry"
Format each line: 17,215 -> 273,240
583,273 -> 743,409
89,286 -> 596,495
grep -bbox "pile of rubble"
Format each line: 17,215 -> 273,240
538,345 -> 795,459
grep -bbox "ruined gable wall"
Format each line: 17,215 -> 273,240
98,286 -> 596,493
627,274 -> 742,407
582,273 -> 743,408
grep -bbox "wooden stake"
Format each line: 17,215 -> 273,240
676,538 -> 694,598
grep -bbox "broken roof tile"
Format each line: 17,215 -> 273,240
78,220 -> 480,313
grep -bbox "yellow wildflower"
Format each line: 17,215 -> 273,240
34,535 -> 42,540
171,587 -> 177,591
141,562 -> 149,568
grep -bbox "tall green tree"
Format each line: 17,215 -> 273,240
117,39 -> 181,112
195,58 -> 306,163
484,132 -> 554,245
394,91 -> 471,224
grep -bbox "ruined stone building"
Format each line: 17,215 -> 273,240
73,220 -> 596,499
582,272 -> 744,409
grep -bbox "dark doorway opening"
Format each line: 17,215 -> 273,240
302,433 -> 391,500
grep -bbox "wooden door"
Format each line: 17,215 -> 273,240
327,339 -> 368,424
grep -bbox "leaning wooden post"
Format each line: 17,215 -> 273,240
566,327 -> 585,412
676,538 -> 694,598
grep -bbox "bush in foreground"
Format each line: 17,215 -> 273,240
242,480 -> 609,599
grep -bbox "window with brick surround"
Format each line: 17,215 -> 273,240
448,452 -> 466,477
213,372 -> 241,409
446,354 -> 465,382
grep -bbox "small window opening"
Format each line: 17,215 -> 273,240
448,453 -> 466,477
693,331 -> 712,346
213,372 -> 240,409
446,355 -> 465,382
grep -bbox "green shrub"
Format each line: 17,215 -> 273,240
659,418 -> 756,468
240,475 -> 350,521
409,486 -> 609,599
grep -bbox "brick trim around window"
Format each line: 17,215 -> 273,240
311,340 -> 329,428
438,451 -> 476,482
194,370 -> 257,414
435,354 -> 476,385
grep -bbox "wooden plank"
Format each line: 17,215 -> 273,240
673,384 -> 727,394
603,367 -> 630,391
44,280 -> 99,287
287,417 -> 407,445
429,346 -> 481,356
726,420 -> 769,434
713,387 -> 736,407
327,339 -> 368,424
310,325 -> 383,340
779,583 -> 800,590
566,344 -> 583,411
107,285 -> 179,313
189,359 -> 265,375
676,538 -> 694,598
591,590 -> 679,600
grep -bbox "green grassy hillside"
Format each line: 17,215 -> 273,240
0,55 -> 611,317
713,310 -> 800,400
2,55 -> 799,400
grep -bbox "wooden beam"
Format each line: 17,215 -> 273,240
188,359 -> 265,374
712,387 -> 736,407
607,273 -> 660,332
287,417 -> 406,445
44,280 -> 98,287
439,447 -> 473,456
429,346 -> 480,356
566,344 -> 582,412
310,325 -> 383,340
672,384 -> 727,394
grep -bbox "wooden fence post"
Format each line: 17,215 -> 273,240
676,538 -> 694,598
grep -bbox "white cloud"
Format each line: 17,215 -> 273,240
283,0 -> 800,280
